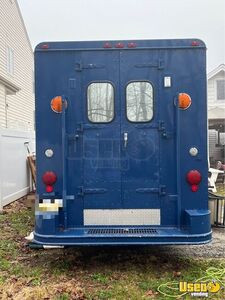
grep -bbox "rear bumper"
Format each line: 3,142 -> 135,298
32,227 -> 212,247
32,209 -> 212,246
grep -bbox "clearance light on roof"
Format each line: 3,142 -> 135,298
127,42 -> 136,48
186,170 -> 202,192
115,42 -> 124,48
51,96 -> 67,113
191,41 -> 200,47
41,44 -> 49,49
178,93 -> 192,110
103,42 -> 112,48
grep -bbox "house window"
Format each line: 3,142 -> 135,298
126,81 -> 153,122
217,80 -> 225,100
6,47 -> 14,75
87,82 -> 114,123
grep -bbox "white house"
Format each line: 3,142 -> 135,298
208,64 -> 225,165
0,0 -> 34,129
0,0 -> 35,209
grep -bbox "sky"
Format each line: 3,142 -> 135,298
17,0 -> 225,72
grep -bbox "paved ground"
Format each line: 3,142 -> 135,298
67,228 -> 225,262
160,228 -> 225,258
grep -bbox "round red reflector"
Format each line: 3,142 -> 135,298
46,185 -> 54,193
42,171 -> 57,186
186,170 -> 202,185
191,184 -> 199,192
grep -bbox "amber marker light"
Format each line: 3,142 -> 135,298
178,93 -> 192,110
51,96 -> 67,113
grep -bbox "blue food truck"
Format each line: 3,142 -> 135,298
32,39 -> 211,247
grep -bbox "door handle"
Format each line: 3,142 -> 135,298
124,132 -> 128,148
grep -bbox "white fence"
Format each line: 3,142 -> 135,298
0,129 -> 35,210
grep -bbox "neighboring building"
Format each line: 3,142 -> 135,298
208,64 -> 225,165
0,0 -> 35,209
0,0 -> 34,130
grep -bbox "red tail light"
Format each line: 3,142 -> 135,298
42,171 -> 57,192
186,170 -> 202,192
45,185 -> 54,193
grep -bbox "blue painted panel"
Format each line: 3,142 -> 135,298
120,50 -> 161,210
34,39 -> 209,245
80,51 -> 122,210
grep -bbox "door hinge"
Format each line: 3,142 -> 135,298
158,120 -> 165,131
76,123 -> 84,133
76,123 -> 106,133
159,185 -> 166,196
78,186 -> 107,197
75,62 -> 105,72
158,121 -> 173,139
136,185 -> 166,196
134,59 -> 164,70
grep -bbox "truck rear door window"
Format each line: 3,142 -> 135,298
126,81 -> 153,122
87,82 -> 114,123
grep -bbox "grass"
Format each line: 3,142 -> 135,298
0,195 -> 224,299
91,273 -> 110,284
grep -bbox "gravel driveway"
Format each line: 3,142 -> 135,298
68,228 -> 225,262
157,228 -> 225,259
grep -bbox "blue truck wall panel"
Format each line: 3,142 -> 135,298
33,39 -> 211,246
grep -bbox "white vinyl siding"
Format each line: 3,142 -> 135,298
209,130 -> 225,162
207,79 -> 215,107
216,80 -> 225,100
0,0 -> 34,130
6,47 -> 14,75
0,84 -> 6,128
208,70 -> 225,109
